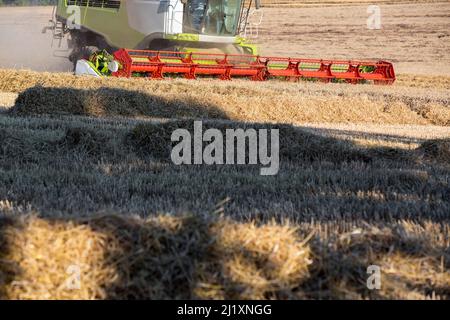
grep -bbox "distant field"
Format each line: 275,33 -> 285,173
256,2 -> 450,75
260,0 -> 445,5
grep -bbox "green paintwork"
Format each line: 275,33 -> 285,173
165,33 -> 200,42
235,36 -> 259,55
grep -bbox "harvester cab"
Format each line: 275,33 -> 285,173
51,0 -> 260,64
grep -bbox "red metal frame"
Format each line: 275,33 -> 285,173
112,48 -> 396,84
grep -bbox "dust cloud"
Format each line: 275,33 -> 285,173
0,6 -> 72,72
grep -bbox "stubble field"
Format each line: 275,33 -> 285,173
0,2 -> 449,300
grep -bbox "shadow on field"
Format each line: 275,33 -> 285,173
127,119 -> 413,163
0,213 -> 448,299
10,86 -> 230,120
86,214 -> 213,299
0,214 -> 314,299
60,215 -> 450,299
0,113 -> 448,221
303,127 -> 431,145
1,90 -> 449,299
301,227 -> 450,299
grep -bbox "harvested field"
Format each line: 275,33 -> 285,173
0,2 -> 449,301
0,64 -> 449,300
396,74 -> 450,90
1,215 -> 448,300
256,2 -> 450,76
1,70 -> 449,126
0,69 -> 449,299
0,92 -> 16,111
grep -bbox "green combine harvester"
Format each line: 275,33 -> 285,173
48,0 -> 396,84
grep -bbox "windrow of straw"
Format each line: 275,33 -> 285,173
127,120 -> 414,164
0,214 -> 312,300
0,92 -> 17,110
0,214 -> 448,300
3,69 -> 449,126
418,138 -> 450,164
128,120 -> 450,166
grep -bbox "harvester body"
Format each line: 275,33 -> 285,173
55,0 -> 258,58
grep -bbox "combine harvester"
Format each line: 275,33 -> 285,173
49,0 -> 395,84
